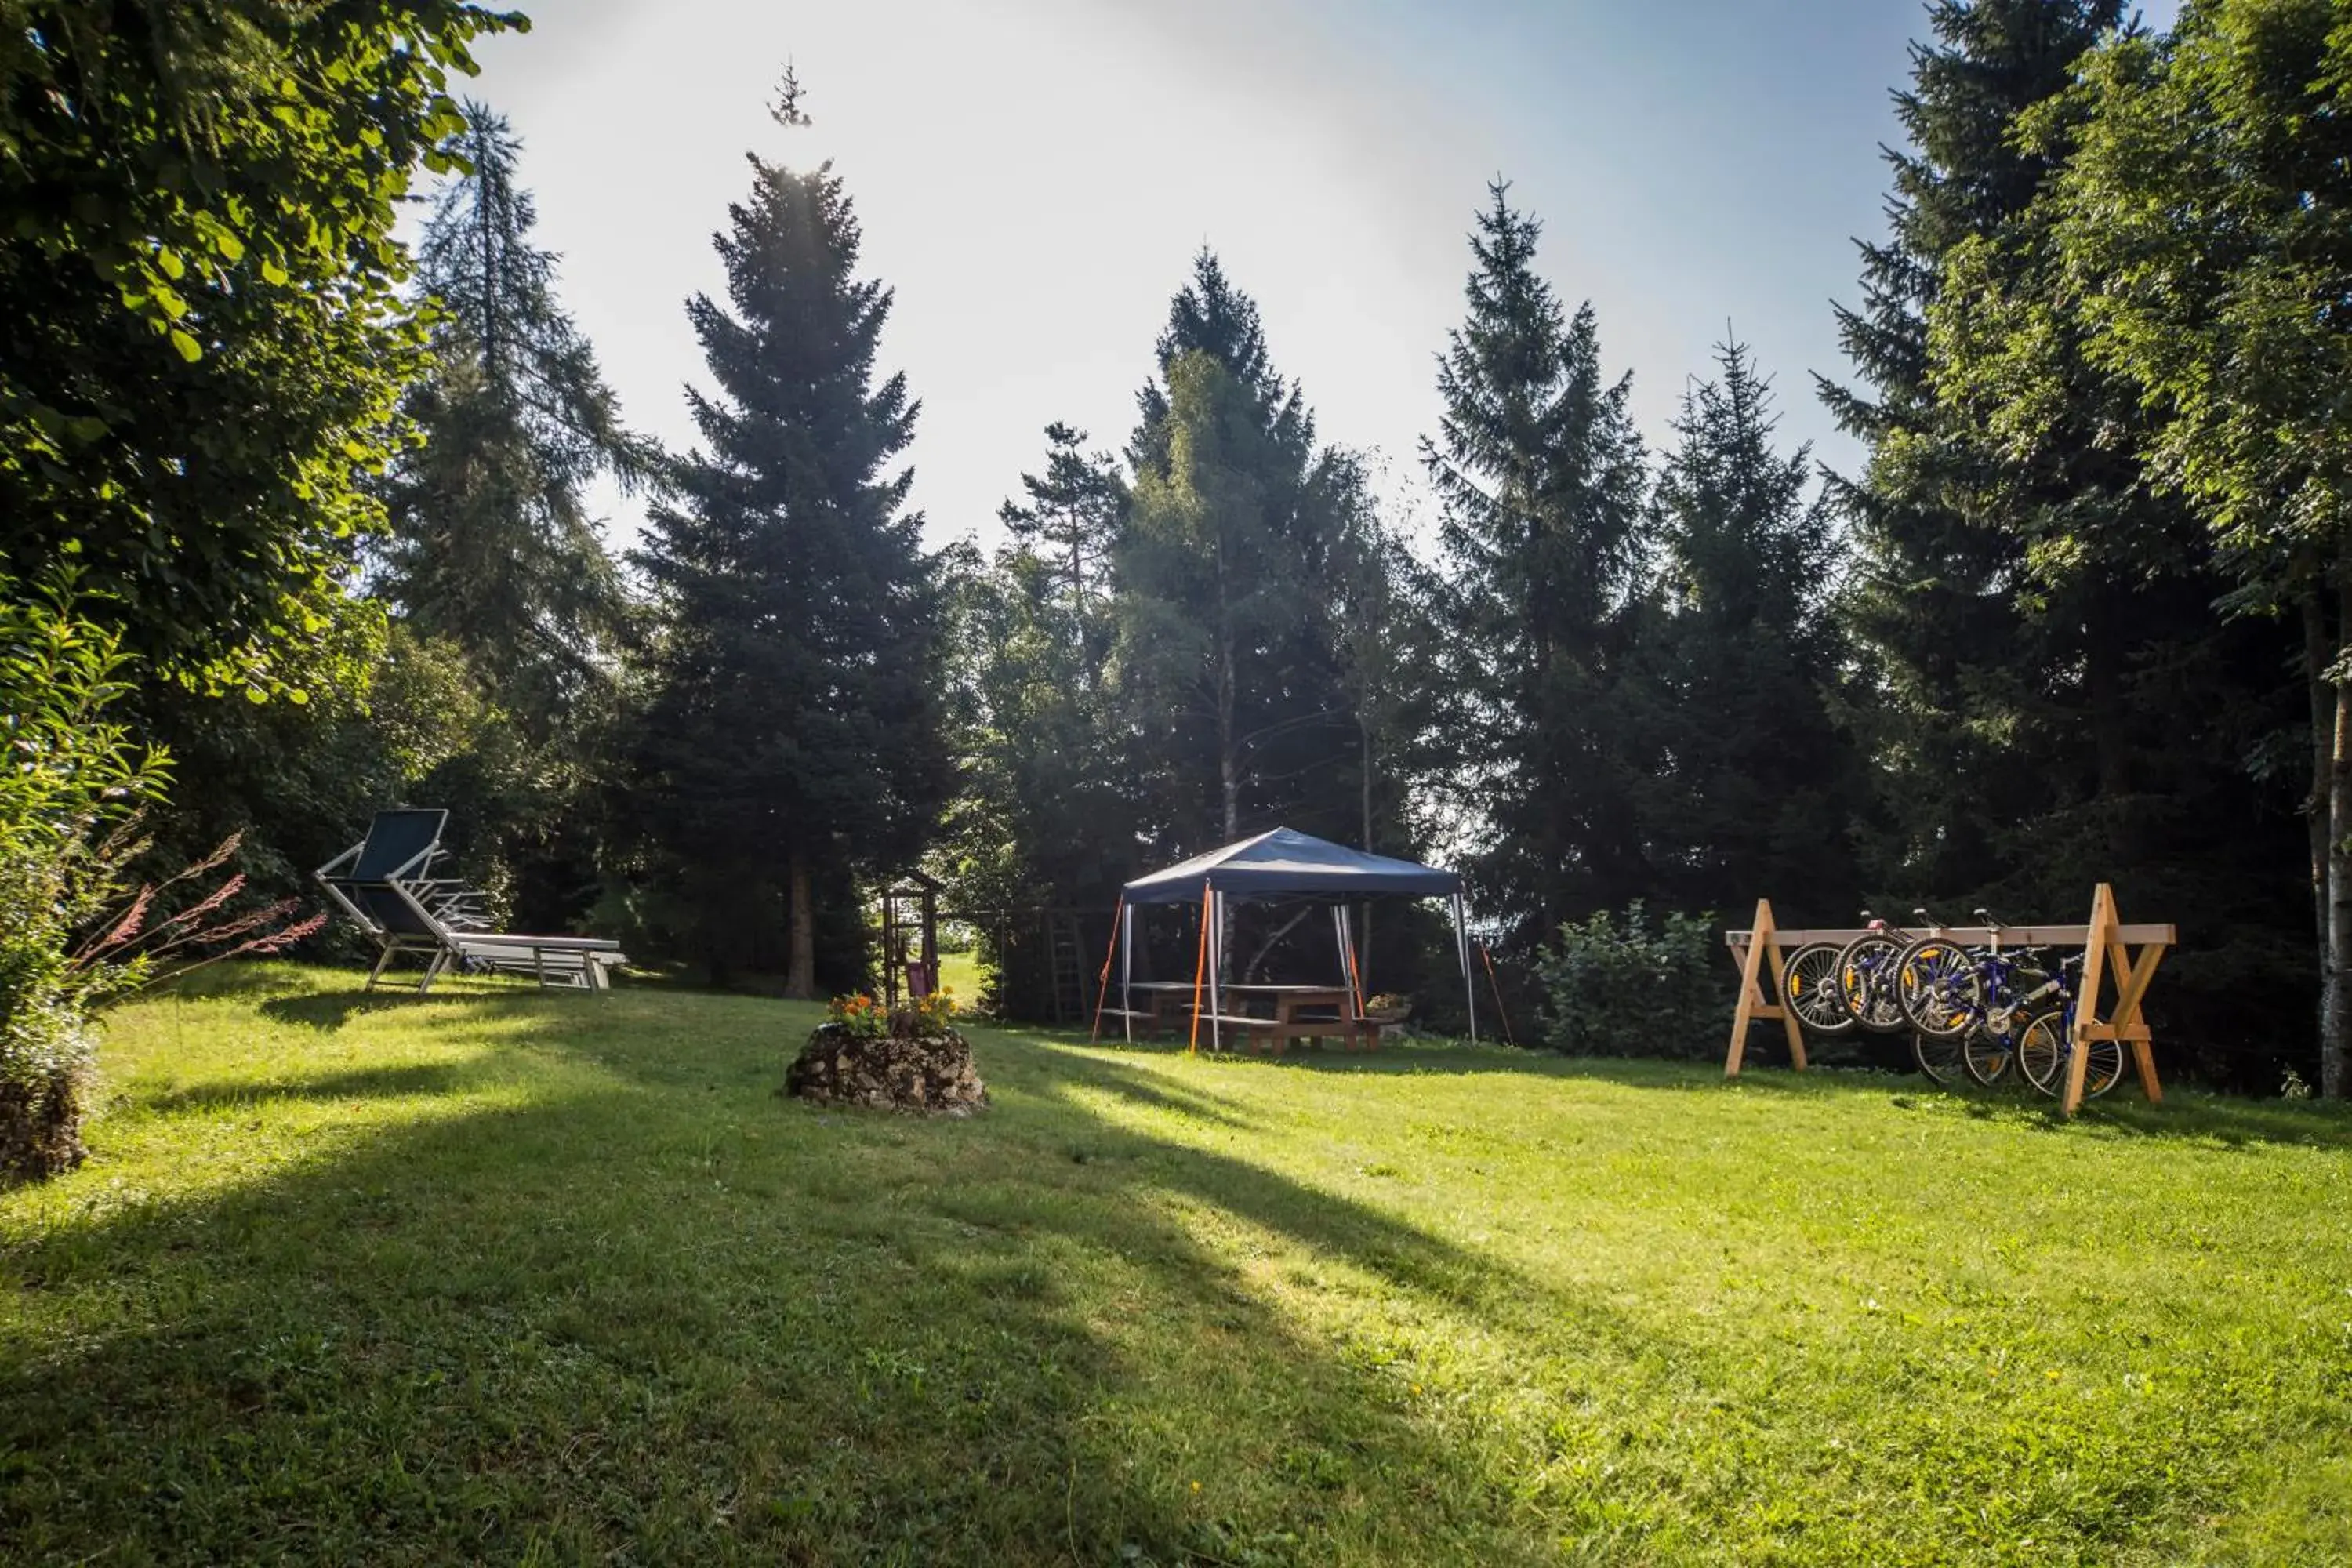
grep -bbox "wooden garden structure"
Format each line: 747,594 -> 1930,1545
1723,884 -> 2175,1116
877,871 -> 941,1008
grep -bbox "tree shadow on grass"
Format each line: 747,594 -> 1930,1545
0,996 -> 1617,1566
140,1062 -> 477,1116
1719,1060 -> 2352,1152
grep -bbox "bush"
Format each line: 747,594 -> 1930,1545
0,582 -> 167,1180
1534,902 -> 1726,1060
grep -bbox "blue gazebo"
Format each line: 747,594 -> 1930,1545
1102,826 -> 1479,1050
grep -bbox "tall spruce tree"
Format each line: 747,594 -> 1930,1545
629,74 -> 948,996
1424,183 -> 1652,946
383,103 -> 652,723
1647,339 -> 1859,922
1819,0 -> 2128,898
1116,253 -> 1363,858
996,421 -> 1125,683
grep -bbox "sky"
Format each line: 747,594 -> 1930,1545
451,0 -> 2180,554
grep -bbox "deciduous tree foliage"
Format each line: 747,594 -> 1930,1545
383,103 -> 652,723
0,0 -> 518,694
626,82 -> 949,997
2020,0 -> 2352,1092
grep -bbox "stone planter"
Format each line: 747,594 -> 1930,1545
784,1022 -> 988,1116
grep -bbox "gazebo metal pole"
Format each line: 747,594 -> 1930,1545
1453,890 -> 1479,1045
1340,904 -> 1366,1016
1188,878 -> 1211,1054
1330,906 -> 1349,1012
1120,899 -> 1134,1043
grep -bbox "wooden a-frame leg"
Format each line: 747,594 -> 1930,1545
2107,939 -> 2165,1104
2064,884 -> 2120,1116
1726,898 -> 1775,1079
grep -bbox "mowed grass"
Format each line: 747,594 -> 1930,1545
2,967 -> 2349,1565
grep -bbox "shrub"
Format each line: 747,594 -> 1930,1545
0,579 -> 325,1182
0,581 -> 167,1180
1534,902 -> 1726,1060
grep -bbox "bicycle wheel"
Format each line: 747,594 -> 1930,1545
1960,1022 -> 2013,1087
1896,936 -> 1980,1038
2080,1037 -> 2124,1099
2017,1012 -> 2125,1100
2016,1011 -> 2067,1096
1780,942 -> 1857,1035
1835,935 -> 1907,1033
1911,1029 -> 1968,1085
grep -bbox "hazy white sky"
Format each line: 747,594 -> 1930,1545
452,0 -> 2180,553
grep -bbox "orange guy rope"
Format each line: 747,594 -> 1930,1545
1089,898 -> 1123,1043
1479,941 -> 1518,1047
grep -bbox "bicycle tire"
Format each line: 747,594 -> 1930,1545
1895,935 -> 1980,1039
2016,1012 -> 2125,1100
1960,1022 -> 2013,1087
1835,934 -> 1908,1033
1911,1029 -> 1968,1086
1780,942 -> 1857,1035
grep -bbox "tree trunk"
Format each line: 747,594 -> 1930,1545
786,848 -> 816,1001
1217,625 -> 1239,845
1359,715 -> 1376,968
2305,591 -> 2331,982
2327,578 -> 2352,1099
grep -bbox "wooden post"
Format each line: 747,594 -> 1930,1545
2063,882 -> 2166,1115
1726,899 -> 1808,1077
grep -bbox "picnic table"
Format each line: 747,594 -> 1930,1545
1193,984 -> 1377,1054
1098,982 -> 1200,1039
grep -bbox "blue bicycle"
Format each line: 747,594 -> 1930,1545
1896,913 -> 2120,1096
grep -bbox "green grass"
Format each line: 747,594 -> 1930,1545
3,966 -> 2349,1565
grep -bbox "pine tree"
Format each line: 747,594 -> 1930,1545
382,103 -> 651,723
1114,253 -> 1362,858
1424,183 -> 1652,945
996,421 -> 1125,681
1817,1 -> 2124,894
1648,339 -> 1859,921
629,74 -> 948,996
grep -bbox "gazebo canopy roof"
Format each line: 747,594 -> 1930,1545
1120,826 -> 1461,906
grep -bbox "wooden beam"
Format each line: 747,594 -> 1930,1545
1722,924 -> 2175,949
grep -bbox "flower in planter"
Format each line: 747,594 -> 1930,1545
827,994 -> 890,1040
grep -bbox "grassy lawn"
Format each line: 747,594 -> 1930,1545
2,967 -> 2349,1564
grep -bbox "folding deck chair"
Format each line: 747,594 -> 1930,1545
315,808 -> 627,993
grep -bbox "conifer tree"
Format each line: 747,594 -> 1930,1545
1827,0 -> 2309,1074
997,421 -> 1125,681
1424,183 -> 1652,943
1648,339 -> 1858,920
1817,0 -> 2125,893
629,73 -> 948,996
1115,253 -> 1362,858
383,103 -> 652,724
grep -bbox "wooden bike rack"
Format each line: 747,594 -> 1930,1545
1723,884 -> 2175,1116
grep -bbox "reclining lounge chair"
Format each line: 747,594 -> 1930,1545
316,808 -> 627,993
